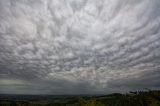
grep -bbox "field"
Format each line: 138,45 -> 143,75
0,90 -> 160,106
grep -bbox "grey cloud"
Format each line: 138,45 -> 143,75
0,0 -> 160,94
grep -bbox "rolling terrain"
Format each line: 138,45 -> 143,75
0,90 -> 160,106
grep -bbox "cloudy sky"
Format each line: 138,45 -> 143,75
0,0 -> 160,94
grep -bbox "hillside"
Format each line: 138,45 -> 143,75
0,90 -> 160,106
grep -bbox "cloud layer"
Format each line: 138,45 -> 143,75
0,0 -> 160,94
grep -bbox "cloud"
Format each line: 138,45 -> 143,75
0,0 -> 160,94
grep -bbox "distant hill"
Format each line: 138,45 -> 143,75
0,90 -> 160,106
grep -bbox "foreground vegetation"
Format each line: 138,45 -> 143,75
0,90 -> 160,106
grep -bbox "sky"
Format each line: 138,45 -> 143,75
0,0 -> 160,94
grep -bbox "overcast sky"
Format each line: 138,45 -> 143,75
0,0 -> 160,94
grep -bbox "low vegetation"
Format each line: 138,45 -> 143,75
0,90 -> 160,106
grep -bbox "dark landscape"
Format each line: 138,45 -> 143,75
0,90 -> 160,106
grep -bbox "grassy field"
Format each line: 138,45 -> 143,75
0,90 -> 160,106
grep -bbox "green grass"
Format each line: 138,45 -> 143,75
0,90 -> 160,106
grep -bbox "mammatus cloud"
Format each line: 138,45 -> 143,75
0,0 -> 160,94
